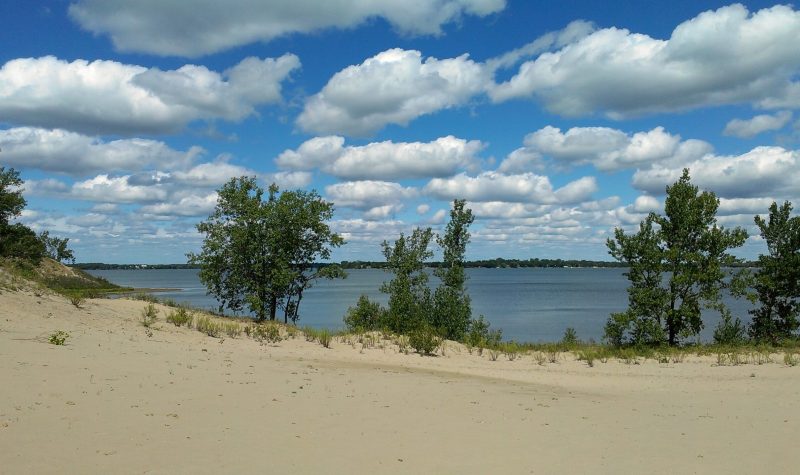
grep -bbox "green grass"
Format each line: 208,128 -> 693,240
48,330 -> 69,345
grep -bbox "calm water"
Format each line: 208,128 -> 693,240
88,268 -> 754,343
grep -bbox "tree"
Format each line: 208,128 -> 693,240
39,231 -> 75,264
188,177 -> 344,322
380,227 -> 434,334
433,199 -> 474,340
0,167 -> 26,227
749,201 -> 800,343
605,169 -> 748,346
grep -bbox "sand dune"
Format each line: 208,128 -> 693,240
1,288 -> 798,474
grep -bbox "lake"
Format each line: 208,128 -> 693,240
87,268 -> 754,343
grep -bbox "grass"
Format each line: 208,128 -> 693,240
140,303 -> 158,328
166,307 -> 193,327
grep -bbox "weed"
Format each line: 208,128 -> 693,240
302,326 -> 318,342
166,308 -> 193,327
251,323 -> 282,344
69,293 -> 86,309
576,350 -> 596,367
784,351 -> 799,367
409,325 -> 440,356
285,326 -> 298,339
48,330 -> 69,345
223,321 -> 242,338
140,303 -> 158,327
533,351 -> 547,365
488,349 -> 501,361
395,335 -> 410,354
195,315 -> 221,337
503,342 -> 521,361
318,329 -> 332,348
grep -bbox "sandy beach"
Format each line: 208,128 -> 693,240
1,288 -> 799,474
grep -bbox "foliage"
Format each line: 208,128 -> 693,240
195,315 -> 221,337
561,327 -> 579,348
749,201 -> 800,343
432,199 -> 474,341
0,223 -> 46,262
606,169 -> 748,346
188,177 -> 344,323
343,295 -> 385,332
69,293 -> 86,309
713,309 -> 747,345
140,303 -> 158,327
408,324 -> 441,356
166,307 -> 193,327
379,227 -> 434,334
317,329 -> 332,348
48,330 -> 70,346
249,323 -> 282,344
38,231 -> 75,264
0,167 -> 26,227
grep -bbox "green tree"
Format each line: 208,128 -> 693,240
188,177 -> 343,322
39,231 -> 75,264
606,169 -> 748,346
0,167 -> 26,226
749,201 -> 800,343
433,199 -> 474,340
380,227 -> 434,334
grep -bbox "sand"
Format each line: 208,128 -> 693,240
1,288 -> 799,474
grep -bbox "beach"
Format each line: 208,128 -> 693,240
1,288 -> 798,474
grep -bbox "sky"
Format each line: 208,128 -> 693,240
2,0 -> 799,264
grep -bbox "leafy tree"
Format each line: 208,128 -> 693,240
606,169 -> 747,346
0,167 -> 26,226
380,227 -> 434,334
188,177 -> 343,322
344,295 -> 385,332
749,201 -> 800,343
0,223 -> 46,262
433,199 -> 474,340
39,231 -> 75,263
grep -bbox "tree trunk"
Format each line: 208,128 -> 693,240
269,295 -> 277,321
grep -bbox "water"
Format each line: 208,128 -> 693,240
87,268 -> 754,343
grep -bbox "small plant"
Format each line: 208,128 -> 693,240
251,323 -> 282,344
48,330 -> 69,345
302,326 -> 318,342
166,308 -> 193,327
69,293 -> 86,309
503,342 -> 521,361
285,326 -> 298,339
561,327 -> 579,348
140,303 -> 158,327
576,350 -> 595,367
533,351 -> 547,365
784,351 -> 799,367
195,315 -> 221,337
318,329 -> 332,348
409,325 -> 441,356
488,348 -> 501,361
395,335 -> 410,354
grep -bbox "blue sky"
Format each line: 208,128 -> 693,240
2,0 -> 799,263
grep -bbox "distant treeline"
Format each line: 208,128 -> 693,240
72,263 -> 199,270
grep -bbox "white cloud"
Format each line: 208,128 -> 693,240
723,111 -> 793,138
0,127 -> 201,175
277,135 -> 482,180
499,125 -> 712,172
140,193 -> 218,217
424,171 -> 597,204
490,4 -> 800,117
324,180 -> 416,209
71,174 -> 169,203
0,55 -> 299,135
632,146 -> 800,199
297,48 -> 491,136
69,0 -> 506,57
416,204 -> 431,215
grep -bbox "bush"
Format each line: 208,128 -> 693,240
561,327 -> 579,348
251,323 -> 282,344
69,293 -> 86,309
223,321 -> 242,338
195,315 -> 221,337
140,303 -> 158,327
343,295 -> 385,332
166,308 -> 193,327
409,324 -> 441,356
713,311 -> 747,346
48,330 -> 69,345
465,315 -> 501,350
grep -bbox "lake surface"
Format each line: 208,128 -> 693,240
88,268 -> 754,343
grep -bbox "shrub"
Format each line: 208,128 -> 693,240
166,308 -> 193,327
409,324 -> 440,356
48,330 -> 69,345
140,303 -> 158,327
251,323 -> 282,344
561,327 -> 579,348
195,315 -> 221,337
503,341 -> 521,361
533,351 -> 547,365
223,321 -> 242,338
784,351 -> 799,367
343,295 -> 385,332
713,311 -> 747,346
576,349 -> 596,367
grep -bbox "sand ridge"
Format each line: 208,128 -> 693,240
1,288 -> 799,474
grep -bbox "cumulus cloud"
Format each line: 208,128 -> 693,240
633,146 -> 800,198
490,4 -> 800,117
723,111 -> 793,138
499,125 -> 713,172
277,135 -> 482,180
0,127 -> 202,175
0,55 -> 299,135
424,171 -> 597,204
140,193 -> 218,217
297,49 -> 491,136
69,0 -> 505,57
324,180 -> 416,210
